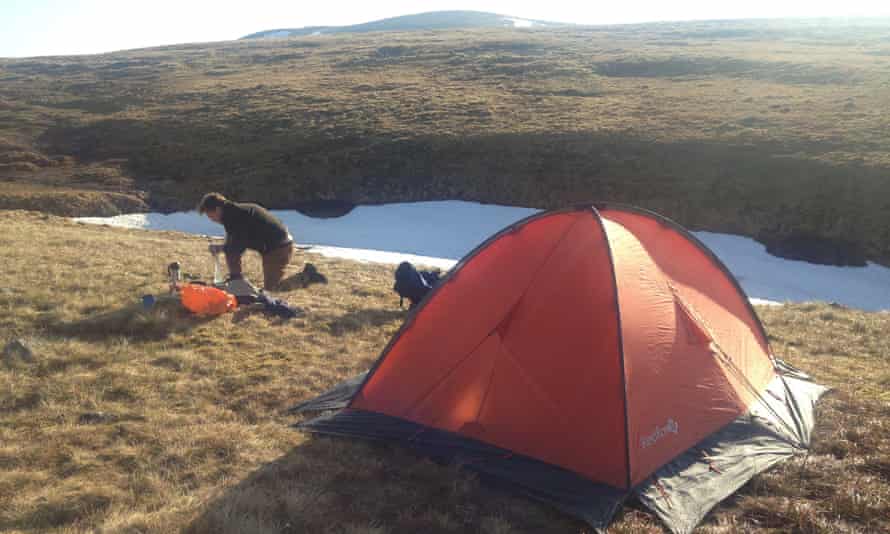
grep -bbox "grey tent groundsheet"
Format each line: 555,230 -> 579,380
635,372 -> 827,534
292,364 -> 826,534
299,409 -> 627,531
288,372 -> 367,414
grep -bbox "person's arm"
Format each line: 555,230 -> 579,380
208,232 -> 245,256
220,205 -> 249,278
223,232 -> 247,278
223,232 -> 247,257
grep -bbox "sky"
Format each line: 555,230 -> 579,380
1,0 -> 890,58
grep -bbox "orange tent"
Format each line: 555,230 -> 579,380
294,205 -> 825,533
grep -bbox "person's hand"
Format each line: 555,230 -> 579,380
208,243 -> 225,255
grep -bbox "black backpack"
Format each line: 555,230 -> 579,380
393,262 -> 441,309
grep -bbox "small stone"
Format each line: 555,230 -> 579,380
3,339 -> 33,363
78,412 -> 117,425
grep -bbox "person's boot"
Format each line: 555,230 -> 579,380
300,263 -> 328,287
278,263 -> 328,290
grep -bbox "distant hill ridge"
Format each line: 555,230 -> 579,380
240,10 -> 569,39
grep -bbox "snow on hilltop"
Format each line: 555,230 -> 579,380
240,11 -> 568,39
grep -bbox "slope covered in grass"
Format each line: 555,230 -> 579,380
2,19 -> 890,260
1,211 -> 888,533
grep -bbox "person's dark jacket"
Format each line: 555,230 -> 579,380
221,201 -> 291,256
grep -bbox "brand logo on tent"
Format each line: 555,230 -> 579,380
640,418 -> 679,449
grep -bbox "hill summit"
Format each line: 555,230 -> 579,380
240,10 -> 569,39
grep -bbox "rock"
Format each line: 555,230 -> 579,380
291,200 -> 355,218
757,233 -> 867,267
78,412 -> 117,425
3,339 -> 34,364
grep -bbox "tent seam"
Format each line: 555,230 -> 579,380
593,206 -> 633,490
347,208 -> 582,408
497,336 -> 576,433
403,212 -> 587,418
595,202 -> 772,358
473,336 -> 499,424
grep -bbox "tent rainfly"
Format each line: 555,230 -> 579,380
291,204 -> 826,534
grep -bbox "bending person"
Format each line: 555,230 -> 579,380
198,192 -> 294,290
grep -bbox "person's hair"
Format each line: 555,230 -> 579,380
197,192 -> 228,214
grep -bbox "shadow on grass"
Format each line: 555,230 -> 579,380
47,297 -> 216,341
231,304 -> 301,326
0,493 -> 113,532
185,435 -> 571,534
326,308 -> 406,337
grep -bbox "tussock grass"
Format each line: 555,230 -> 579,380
0,210 -> 888,532
48,296 -> 208,341
0,182 -> 147,216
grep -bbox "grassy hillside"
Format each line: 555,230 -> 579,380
1,211 -> 888,533
2,19 -> 890,259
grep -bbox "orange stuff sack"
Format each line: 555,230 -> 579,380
180,284 -> 237,315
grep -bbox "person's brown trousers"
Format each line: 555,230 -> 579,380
262,242 -> 294,290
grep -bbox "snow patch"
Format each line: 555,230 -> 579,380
75,201 -> 890,311
506,18 -> 535,28
749,298 -> 783,307
310,246 -> 457,271
693,231 -> 890,311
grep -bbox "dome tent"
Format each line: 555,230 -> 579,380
291,204 -> 826,533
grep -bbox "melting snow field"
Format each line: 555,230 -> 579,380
75,201 -> 890,311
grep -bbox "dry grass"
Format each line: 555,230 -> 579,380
0,210 -> 400,532
0,182 -> 147,216
0,210 -> 888,533
2,19 -> 890,259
